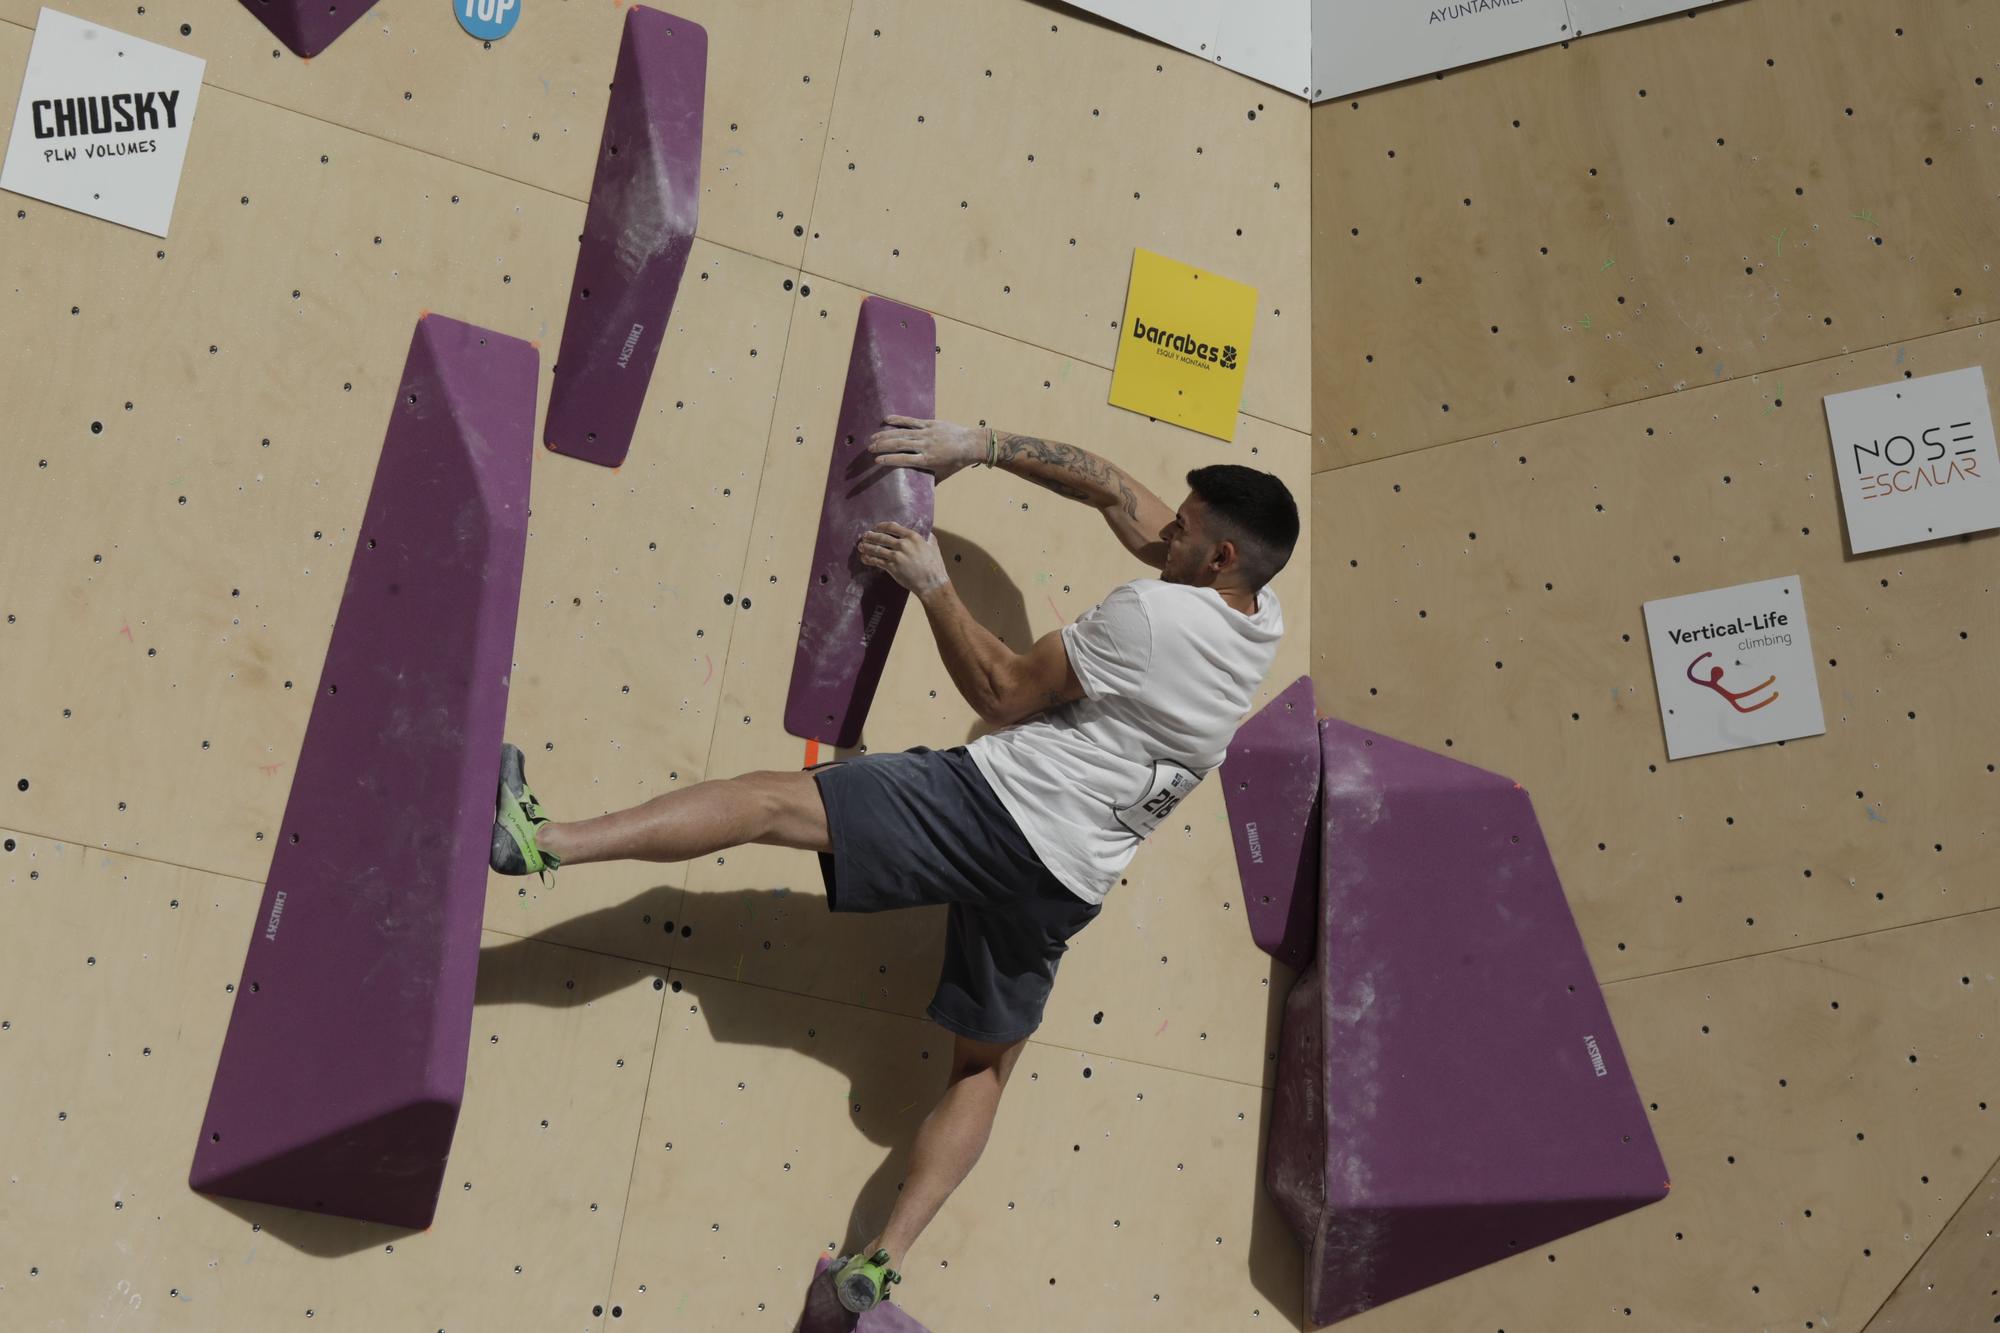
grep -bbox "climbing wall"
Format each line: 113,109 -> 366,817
1310,0 -> 2000,1327
0,0 -> 1312,1329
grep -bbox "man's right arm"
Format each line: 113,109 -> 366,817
994,430 -> 1174,570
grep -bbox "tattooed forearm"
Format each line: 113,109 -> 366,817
994,432 -> 1125,508
1113,474 -> 1140,522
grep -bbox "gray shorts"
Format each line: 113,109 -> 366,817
810,745 -> 1102,1043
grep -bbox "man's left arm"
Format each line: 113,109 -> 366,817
855,519 -> 1085,726
914,581 -> 1082,727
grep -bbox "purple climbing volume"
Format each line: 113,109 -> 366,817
238,0 -> 382,59
1220,674 -> 1321,972
187,314 -> 538,1228
1265,717 -> 1670,1324
544,7 -> 707,468
784,297 -> 938,748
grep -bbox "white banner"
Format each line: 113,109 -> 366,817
1065,0 -> 1734,101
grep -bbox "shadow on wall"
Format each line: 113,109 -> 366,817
934,527 -> 1037,747
195,539 -> 1298,1299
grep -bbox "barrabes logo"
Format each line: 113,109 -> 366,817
1131,317 -> 1236,372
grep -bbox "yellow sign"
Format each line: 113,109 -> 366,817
1108,248 -> 1257,442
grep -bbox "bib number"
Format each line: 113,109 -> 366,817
1114,760 -> 1205,839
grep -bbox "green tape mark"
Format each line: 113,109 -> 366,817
1771,226 -> 1787,257
1601,258 -> 1616,271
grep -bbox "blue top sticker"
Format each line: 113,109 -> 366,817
455,0 -> 521,41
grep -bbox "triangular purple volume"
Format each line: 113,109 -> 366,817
1221,674 -> 1321,972
797,1256 -> 931,1332
237,0 -> 383,59
545,7 -> 708,467
1267,717 -> 1671,1327
187,315 -> 538,1228
783,296 -> 937,747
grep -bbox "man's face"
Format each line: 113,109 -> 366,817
1160,493 -> 1214,585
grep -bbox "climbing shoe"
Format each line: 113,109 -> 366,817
833,1248 -> 903,1314
491,742 -> 563,889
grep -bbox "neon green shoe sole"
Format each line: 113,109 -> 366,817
490,742 -> 563,888
833,1247 -> 903,1313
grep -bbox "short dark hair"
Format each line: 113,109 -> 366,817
1185,465 -> 1298,589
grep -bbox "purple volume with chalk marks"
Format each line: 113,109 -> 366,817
1220,674 -> 1321,972
545,6 -> 706,468
1267,716 -> 1670,1324
238,0 -> 383,59
188,314 -> 538,1228
785,297 -> 938,748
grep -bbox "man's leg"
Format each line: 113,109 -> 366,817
863,1031 -> 1030,1265
533,769 -> 833,867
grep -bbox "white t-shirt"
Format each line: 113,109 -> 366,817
965,578 -> 1284,907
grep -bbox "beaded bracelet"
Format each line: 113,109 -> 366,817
988,428 -> 999,467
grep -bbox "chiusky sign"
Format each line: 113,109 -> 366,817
1108,247 -> 1258,444
0,8 -> 205,237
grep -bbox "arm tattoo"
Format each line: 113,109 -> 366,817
997,433 -> 1122,508
1114,475 -> 1140,522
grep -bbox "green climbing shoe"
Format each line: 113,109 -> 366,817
491,742 -> 563,889
833,1247 -> 903,1314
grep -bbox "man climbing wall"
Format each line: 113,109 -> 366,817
489,415 -> 1298,1314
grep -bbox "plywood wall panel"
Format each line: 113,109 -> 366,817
0,831 -> 665,1332
1864,1150 -> 2000,1330
0,27 -> 791,927
808,0 -> 1311,433
0,0 -> 851,269
1311,0 -> 2000,473
673,279 -> 1312,1090
1310,328 -> 1999,985
1272,904 -> 2000,1330
605,968 -> 1304,1329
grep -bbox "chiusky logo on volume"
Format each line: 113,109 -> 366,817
264,890 -> 289,942
616,323 -> 645,369
1583,1034 -> 1608,1078
1131,317 -> 1237,370
1244,821 -> 1264,865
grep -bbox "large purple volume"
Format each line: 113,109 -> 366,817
544,6 -> 707,468
1267,718 -> 1671,1327
1220,674 -> 1321,972
187,314 -> 538,1228
237,0 -> 382,59
784,297 -> 938,748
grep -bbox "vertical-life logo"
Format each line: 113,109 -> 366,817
1643,576 -> 1826,761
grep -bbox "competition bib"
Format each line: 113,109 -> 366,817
1114,760 -> 1205,839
